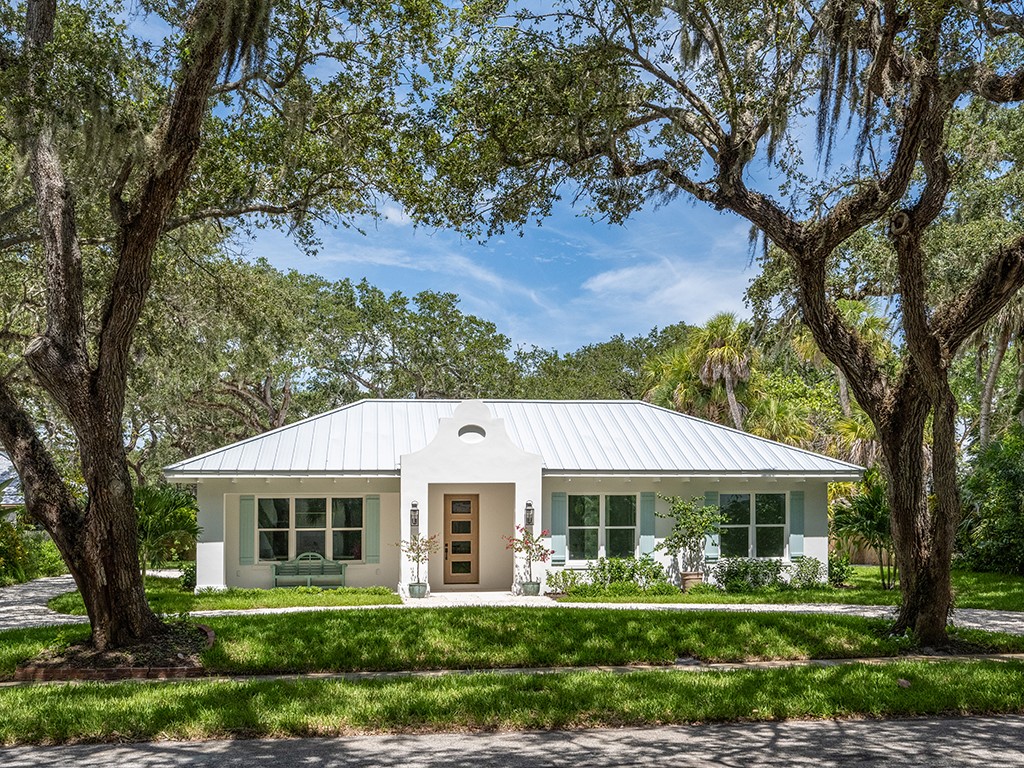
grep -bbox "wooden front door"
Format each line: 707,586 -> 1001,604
443,494 -> 479,584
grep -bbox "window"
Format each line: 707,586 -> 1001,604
718,493 -> 787,558
255,496 -> 366,562
606,495 -> 637,559
295,498 -> 327,557
568,495 -> 599,560
332,498 -> 363,560
258,498 -> 290,561
567,494 -> 638,561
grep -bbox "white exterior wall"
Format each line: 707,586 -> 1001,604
539,478 -> 832,587
400,401 -> 544,593
196,477 -> 401,590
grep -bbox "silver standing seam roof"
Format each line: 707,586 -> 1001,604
0,452 -> 23,506
164,400 -> 862,479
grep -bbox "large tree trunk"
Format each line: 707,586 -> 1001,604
0,0 -> 240,649
877,383 -> 954,645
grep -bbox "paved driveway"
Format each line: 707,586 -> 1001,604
0,576 -> 86,632
2,715 -> 1023,766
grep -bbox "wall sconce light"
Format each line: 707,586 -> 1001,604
410,501 -> 419,527
524,500 -> 535,527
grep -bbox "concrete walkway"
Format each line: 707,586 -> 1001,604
3,577 -> 1024,637
3,715 -> 1024,766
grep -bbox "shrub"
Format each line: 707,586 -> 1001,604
179,562 -> 197,592
0,518 -> 27,586
828,551 -> 853,587
832,467 -> 897,588
0,520 -> 67,586
545,569 -> 586,594
790,557 -> 826,589
960,424 -> 1024,574
588,556 -> 666,589
712,558 -> 787,592
21,533 -> 66,578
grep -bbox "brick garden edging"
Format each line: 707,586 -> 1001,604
12,624 -> 216,683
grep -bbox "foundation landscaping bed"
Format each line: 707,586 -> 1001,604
3,607 -> 1024,743
549,562 -> 1024,612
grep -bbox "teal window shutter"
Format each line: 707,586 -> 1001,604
239,495 -> 255,565
639,492 -> 656,555
789,490 -> 805,558
550,492 -> 567,565
365,495 -> 381,564
704,491 -> 720,561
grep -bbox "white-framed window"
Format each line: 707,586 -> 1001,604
719,492 -> 787,558
567,494 -> 638,562
568,495 -> 599,560
256,496 -> 365,563
605,495 -> 637,559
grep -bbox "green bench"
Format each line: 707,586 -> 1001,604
272,551 -> 347,588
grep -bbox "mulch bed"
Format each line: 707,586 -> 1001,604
14,622 -> 215,682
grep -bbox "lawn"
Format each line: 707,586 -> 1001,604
560,567 -> 1024,611
1,660 -> 1023,744
6,608 -> 1024,681
47,577 -> 402,615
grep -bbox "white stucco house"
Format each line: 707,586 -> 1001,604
164,399 -> 862,594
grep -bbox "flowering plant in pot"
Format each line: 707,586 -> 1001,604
503,524 -> 553,595
398,534 -> 439,598
656,495 -> 725,591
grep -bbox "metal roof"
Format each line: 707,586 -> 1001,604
0,452 -> 23,506
165,400 -> 862,479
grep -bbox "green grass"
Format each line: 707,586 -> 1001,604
1,660 -> 1023,744
8,608 -> 1024,682
197,608 -> 1024,673
47,577 -> 401,615
562,567 -> 1024,611
0,625 -> 92,678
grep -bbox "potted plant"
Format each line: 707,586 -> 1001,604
657,495 -> 725,591
398,533 -> 439,598
503,524 -> 553,596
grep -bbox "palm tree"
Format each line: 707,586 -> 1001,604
686,312 -> 753,429
135,485 -> 201,578
746,391 -> 815,445
832,467 -> 897,589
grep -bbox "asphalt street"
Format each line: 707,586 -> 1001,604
3,715 -> 1024,766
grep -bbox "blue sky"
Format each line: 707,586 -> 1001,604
238,199 -> 758,353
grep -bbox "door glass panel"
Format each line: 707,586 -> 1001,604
451,561 -> 472,574
451,541 -> 472,554
451,520 -> 472,534
451,500 -> 472,514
